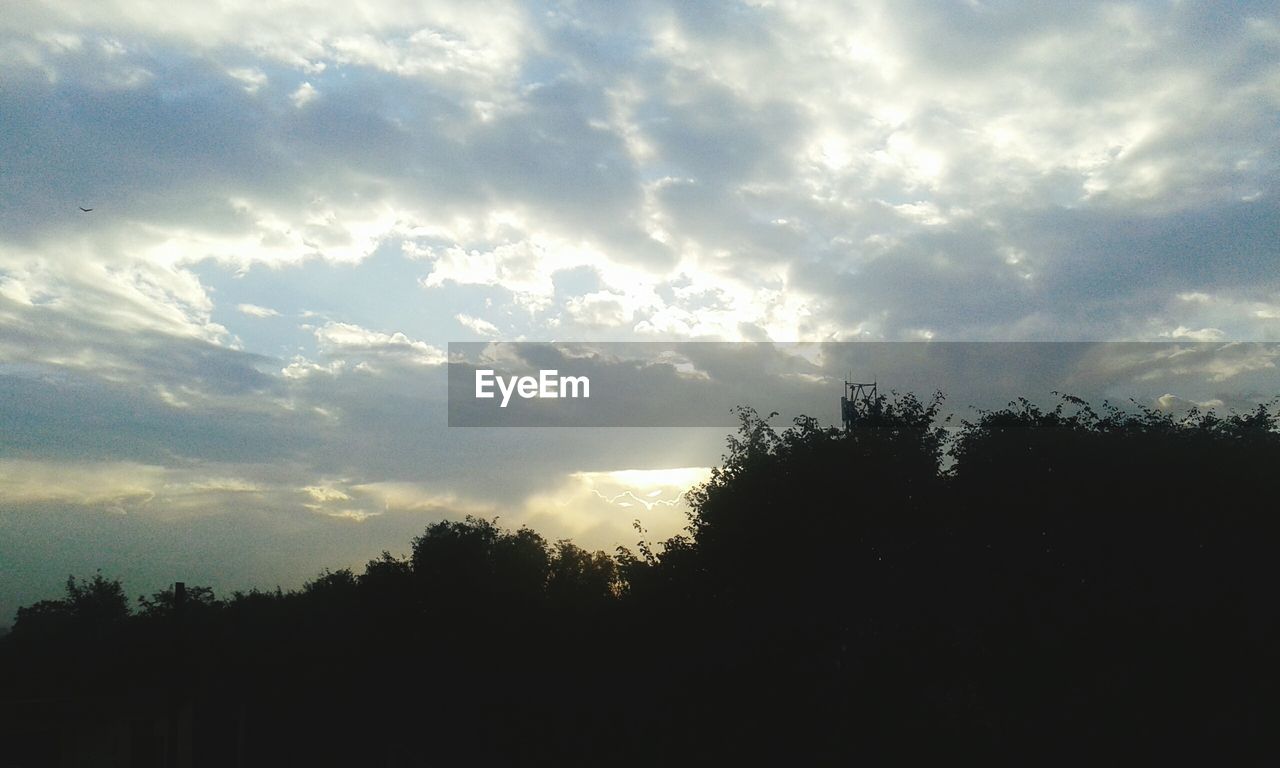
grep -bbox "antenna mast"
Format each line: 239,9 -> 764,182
841,380 -> 877,431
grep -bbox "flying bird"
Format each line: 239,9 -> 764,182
79,207 -> 93,212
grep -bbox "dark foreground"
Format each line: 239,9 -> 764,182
3,395 -> 1277,765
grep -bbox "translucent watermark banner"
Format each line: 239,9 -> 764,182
447,341 -> 1280,427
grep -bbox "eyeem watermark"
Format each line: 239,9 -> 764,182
475,369 -> 590,408
448,341 -> 1280,427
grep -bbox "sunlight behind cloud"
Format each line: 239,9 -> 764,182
521,466 -> 712,548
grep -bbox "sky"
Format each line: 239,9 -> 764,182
2,0 -> 1279,621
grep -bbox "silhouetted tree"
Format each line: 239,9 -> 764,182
137,583 -> 220,620
3,394 -> 1277,765
12,572 -> 130,643
547,539 -> 621,605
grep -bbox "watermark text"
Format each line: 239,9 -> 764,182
475,369 -> 590,407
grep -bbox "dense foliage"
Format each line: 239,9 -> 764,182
3,393 -> 1277,764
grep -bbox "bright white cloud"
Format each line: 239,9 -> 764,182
1162,326 -> 1226,342
313,321 -> 446,365
521,466 -> 711,548
289,81 -> 317,107
226,66 -> 266,93
455,313 -> 500,337
237,303 -> 280,318
416,238 -> 578,313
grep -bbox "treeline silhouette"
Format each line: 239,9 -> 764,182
2,393 -> 1277,765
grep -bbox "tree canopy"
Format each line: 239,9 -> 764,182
3,392 -> 1277,764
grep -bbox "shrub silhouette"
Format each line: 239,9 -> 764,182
2,392 -> 1277,765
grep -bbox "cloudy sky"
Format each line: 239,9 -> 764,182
2,1 -> 1278,620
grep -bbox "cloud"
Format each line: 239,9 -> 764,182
454,313 -> 500,337
289,81 -> 317,108
237,303 -> 280,318
8,1 -> 1274,343
1155,393 -> 1226,413
226,66 -> 267,94
0,460 -> 163,511
416,237 -> 590,314
521,466 -> 710,547
7,0 -> 534,90
1162,326 -> 1226,342
313,321 -> 446,366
